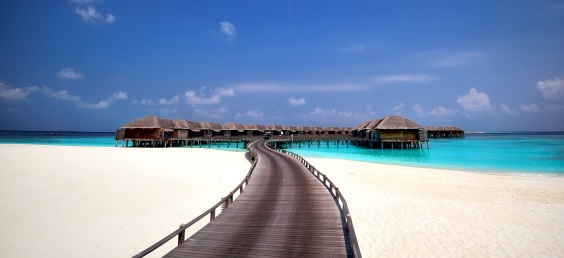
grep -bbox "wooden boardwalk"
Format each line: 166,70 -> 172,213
163,140 -> 352,257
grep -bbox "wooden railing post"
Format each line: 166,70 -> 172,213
229,191 -> 234,204
210,209 -> 216,221
335,188 -> 340,206
178,224 -> 185,245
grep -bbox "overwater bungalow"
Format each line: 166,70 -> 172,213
116,115 -> 441,149
301,126 -> 312,135
199,121 -> 222,137
222,122 -> 246,137
425,126 -> 438,138
310,126 -> 324,135
374,116 -> 427,148
341,127 -> 353,135
245,124 -> 266,136
282,125 -> 298,136
266,124 -> 283,136
323,126 -> 337,135
118,116 -> 174,147
172,119 -> 199,139
351,120 -> 371,137
424,126 -> 465,138
352,116 -> 428,148
437,126 -> 465,138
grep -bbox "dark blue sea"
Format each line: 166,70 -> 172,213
1,131 -> 563,175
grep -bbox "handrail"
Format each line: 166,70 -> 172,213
266,141 -> 362,258
132,143 -> 259,258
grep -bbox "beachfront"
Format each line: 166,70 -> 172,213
1,144 -> 563,257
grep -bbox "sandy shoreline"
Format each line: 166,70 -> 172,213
1,144 -> 563,257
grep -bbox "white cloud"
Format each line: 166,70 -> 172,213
184,87 -> 235,106
413,104 -> 425,116
184,91 -> 219,105
0,82 -> 39,100
51,90 -> 81,101
215,87 -> 235,96
1,83 -> 126,110
232,83 -> 368,92
288,96 -> 306,106
413,104 -> 454,117
428,106 -> 455,116
220,21 -> 237,40
431,51 -> 483,67
159,108 -> 178,116
373,74 -> 434,83
537,77 -> 564,102
310,107 -> 357,118
520,103 -> 541,113
193,106 -> 229,119
500,104 -> 518,115
112,92 -> 127,100
235,108 -> 264,118
78,91 -> 128,109
392,102 -> 405,115
78,99 -> 112,109
456,88 -> 493,112
158,95 -> 180,105
57,67 -> 84,80
133,99 -> 156,105
75,6 -> 115,24
366,105 -> 376,116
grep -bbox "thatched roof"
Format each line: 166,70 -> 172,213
122,116 -> 174,131
366,118 -> 383,130
246,124 -> 266,132
437,126 -> 464,132
222,122 -> 246,132
341,127 -> 353,132
352,120 -> 371,131
266,124 -> 283,131
375,116 -> 422,130
310,126 -> 323,132
199,121 -> 222,132
425,126 -> 438,131
289,126 -> 298,132
173,119 -> 201,131
301,126 -> 311,132
324,126 -> 338,131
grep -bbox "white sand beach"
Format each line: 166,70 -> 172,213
0,145 -> 251,257
1,144 -> 563,257
306,157 -> 564,257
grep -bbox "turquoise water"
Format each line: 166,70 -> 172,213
1,131 -> 563,175
0,131 -> 116,147
0,131 -> 247,151
284,133 -> 564,175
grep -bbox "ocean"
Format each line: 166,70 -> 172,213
1,131 -> 563,175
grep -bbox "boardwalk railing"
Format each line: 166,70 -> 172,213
132,146 -> 259,258
267,141 -> 362,258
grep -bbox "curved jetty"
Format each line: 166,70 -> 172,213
164,140 -> 353,257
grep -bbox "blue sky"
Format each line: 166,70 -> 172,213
1,0 -> 563,132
